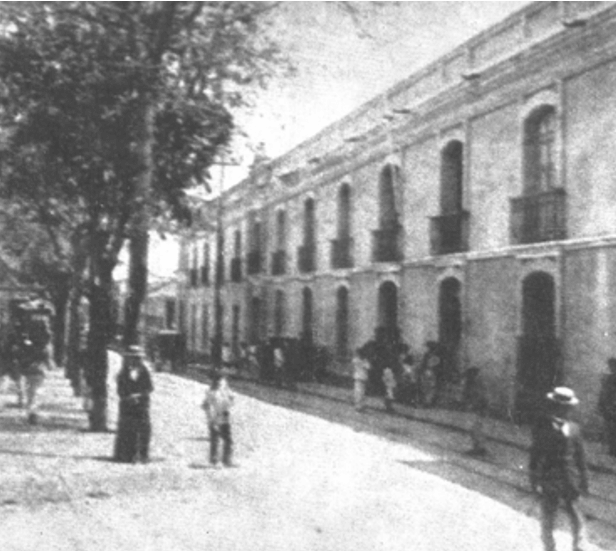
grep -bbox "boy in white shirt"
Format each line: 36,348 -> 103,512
202,370 -> 235,467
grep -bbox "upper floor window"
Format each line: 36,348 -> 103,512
331,184 -> 353,269
373,165 -> 402,262
299,198 -> 316,272
524,105 -> 556,193
430,140 -> 469,255
511,106 -> 565,244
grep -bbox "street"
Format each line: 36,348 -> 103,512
0,365 -> 612,551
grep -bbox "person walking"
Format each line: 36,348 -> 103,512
202,370 -> 235,467
598,357 -> 616,457
352,348 -> 370,412
114,346 -> 154,463
529,387 -> 590,551
462,367 -> 489,457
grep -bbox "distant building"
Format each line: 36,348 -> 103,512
179,2 -> 616,431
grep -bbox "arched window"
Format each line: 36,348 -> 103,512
304,198 -> 315,245
431,141 -> 469,255
299,199 -> 316,273
378,281 -> 398,331
524,106 -> 556,193
511,105 -> 565,245
378,165 -> 399,229
272,210 -> 287,276
373,166 -> 402,262
337,184 -> 351,239
332,185 -> 353,269
440,140 -> 463,214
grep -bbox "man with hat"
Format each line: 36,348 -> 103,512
529,387 -> 589,551
113,346 -> 154,463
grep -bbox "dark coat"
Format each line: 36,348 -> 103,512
598,373 -> 616,421
114,363 -> 153,463
529,415 -> 588,499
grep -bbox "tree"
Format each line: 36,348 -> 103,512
0,2 -> 286,430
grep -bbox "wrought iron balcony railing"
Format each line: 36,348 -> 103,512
271,250 -> 287,276
247,250 -> 262,275
429,210 -> 470,255
298,243 -> 316,273
330,236 -> 354,269
372,224 -> 402,263
510,188 -> 567,245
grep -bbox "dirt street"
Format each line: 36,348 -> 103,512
0,365 -> 611,551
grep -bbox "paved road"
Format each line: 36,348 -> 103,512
0,368 -> 611,551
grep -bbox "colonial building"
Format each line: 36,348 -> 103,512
178,1 -> 616,431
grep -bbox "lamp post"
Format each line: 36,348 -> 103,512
212,157 -> 225,369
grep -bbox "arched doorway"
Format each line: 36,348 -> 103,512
336,286 -> 349,359
438,277 -> 462,379
378,281 -> 398,334
301,287 -> 313,340
516,271 -> 561,423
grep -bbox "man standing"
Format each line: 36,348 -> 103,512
598,358 -> 616,457
114,346 -> 154,463
202,370 -> 235,467
529,387 -> 589,551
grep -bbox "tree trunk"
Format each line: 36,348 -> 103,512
85,261 -> 115,432
123,96 -> 155,347
65,242 -> 89,395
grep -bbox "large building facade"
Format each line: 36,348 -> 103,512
178,2 -> 616,430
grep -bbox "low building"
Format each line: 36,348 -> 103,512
179,2 -> 616,432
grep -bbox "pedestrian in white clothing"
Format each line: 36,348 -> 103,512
383,366 -> 397,413
202,371 -> 235,467
352,348 -> 370,411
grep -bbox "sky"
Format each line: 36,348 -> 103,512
222,1 -> 529,187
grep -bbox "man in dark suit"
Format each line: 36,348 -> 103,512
529,387 -> 589,551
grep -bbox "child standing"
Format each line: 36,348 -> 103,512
202,370 -> 235,467
382,366 -> 397,413
352,348 -> 370,411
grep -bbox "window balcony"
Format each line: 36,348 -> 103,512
271,250 -> 287,276
247,250 -> 262,275
330,237 -> 354,269
510,188 -> 567,245
372,224 -> 402,263
230,257 -> 242,283
298,243 -> 316,273
430,210 -> 470,255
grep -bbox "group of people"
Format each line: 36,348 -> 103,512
232,334 -> 330,388
113,345 -> 235,468
0,297 -> 54,424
